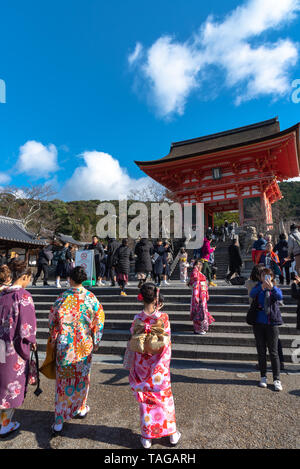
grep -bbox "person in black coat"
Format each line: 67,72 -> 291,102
134,238 -> 154,287
115,239 -> 134,296
162,241 -> 172,286
274,234 -> 291,286
55,243 -> 73,288
88,236 -> 106,286
0,254 -> 8,266
32,244 -> 53,286
107,238 -> 121,286
226,239 -> 243,283
291,275 -> 300,331
153,240 -> 167,287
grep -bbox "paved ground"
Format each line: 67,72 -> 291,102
1,359 -> 299,450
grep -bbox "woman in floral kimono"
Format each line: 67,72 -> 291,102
49,266 -> 105,435
128,282 -> 181,449
189,260 -> 215,335
0,261 -> 36,438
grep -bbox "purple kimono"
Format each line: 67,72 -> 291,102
0,286 -> 36,409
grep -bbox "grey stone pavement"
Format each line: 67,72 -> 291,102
0,356 -> 299,450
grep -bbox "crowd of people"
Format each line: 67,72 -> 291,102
0,259 -> 182,448
250,223 -> 300,285
0,223 -> 299,446
31,236 -> 175,296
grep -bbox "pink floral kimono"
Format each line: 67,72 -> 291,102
190,268 -> 215,333
128,310 -> 177,440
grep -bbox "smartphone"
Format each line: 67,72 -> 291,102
265,275 -> 271,282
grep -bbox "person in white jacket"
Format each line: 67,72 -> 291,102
288,224 -> 300,275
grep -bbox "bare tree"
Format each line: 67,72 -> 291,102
0,184 -> 56,229
128,181 -> 170,202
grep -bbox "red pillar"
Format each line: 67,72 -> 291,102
261,193 -> 273,230
238,196 -> 244,226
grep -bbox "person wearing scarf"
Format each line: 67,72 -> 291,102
0,261 -> 36,438
189,260 -> 215,335
49,266 -> 105,435
254,243 -> 282,278
127,283 -> 180,449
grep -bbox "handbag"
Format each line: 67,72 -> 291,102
231,276 -> 246,286
39,337 -> 56,380
29,351 -> 38,385
29,349 -> 43,396
246,295 -> 259,325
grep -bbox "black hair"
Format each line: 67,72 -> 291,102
8,260 -> 32,282
279,233 -> 286,240
140,282 -> 164,305
70,266 -> 87,285
250,264 -> 264,282
122,238 -> 128,246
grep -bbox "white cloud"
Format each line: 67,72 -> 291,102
61,151 -> 150,201
17,140 -> 59,179
128,42 -> 143,65
0,172 -> 11,185
142,37 -> 202,117
288,177 -> 300,182
129,0 -> 300,117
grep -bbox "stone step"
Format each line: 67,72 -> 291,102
36,317 -> 298,334
28,286 -> 293,297
30,294 -> 260,304
35,337 -> 297,363
35,309 -> 298,325
36,326 -> 298,348
34,302 -> 297,313
32,282 -> 299,365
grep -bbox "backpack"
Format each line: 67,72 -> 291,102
230,276 -> 246,286
43,249 -> 53,262
57,248 -> 67,262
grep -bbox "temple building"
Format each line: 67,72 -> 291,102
135,118 -> 300,229
0,215 -> 47,263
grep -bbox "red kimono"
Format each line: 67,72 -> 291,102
190,268 -> 215,333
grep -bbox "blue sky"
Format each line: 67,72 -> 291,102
0,0 -> 300,200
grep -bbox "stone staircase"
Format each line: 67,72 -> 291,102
212,239 -> 232,279
30,284 -> 299,365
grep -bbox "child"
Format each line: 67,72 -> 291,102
179,248 -> 189,283
127,283 -> 181,449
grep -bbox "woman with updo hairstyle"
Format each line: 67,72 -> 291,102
127,282 -> 181,449
0,260 -> 37,438
49,266 -> 105,435
0,265 -> 12,292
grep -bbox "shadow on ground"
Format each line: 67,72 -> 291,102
13,409 -> 140,449
99,367 -> 258,387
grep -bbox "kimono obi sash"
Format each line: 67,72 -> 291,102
129,318 -> 170,355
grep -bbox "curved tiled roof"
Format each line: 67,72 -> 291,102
135,118 -> 283,165
0,216 -> 47,246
